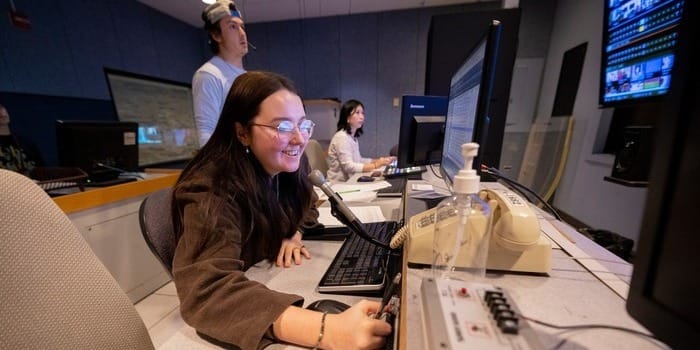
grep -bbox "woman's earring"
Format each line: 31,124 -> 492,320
245,146 -> 250,154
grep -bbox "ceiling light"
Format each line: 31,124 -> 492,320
202,0 -> 215,4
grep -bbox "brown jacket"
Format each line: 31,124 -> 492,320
172,167 -> 318,349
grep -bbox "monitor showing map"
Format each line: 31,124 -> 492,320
104,68 -> 198,168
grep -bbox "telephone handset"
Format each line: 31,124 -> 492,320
391,187 -> 551,274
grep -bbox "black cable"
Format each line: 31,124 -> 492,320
429,163 -> 442,179
491,171 -> 562,222
481,166 -> 564,221
518,314 -> 666,349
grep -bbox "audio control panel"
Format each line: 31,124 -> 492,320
420,277 -> 542,349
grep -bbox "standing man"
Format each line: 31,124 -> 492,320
193,0 -> 249,147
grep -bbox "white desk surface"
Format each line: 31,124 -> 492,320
400,168 -> 665,350
160,170 -> 665,349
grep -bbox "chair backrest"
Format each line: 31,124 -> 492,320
305,138 -> 329,176
0,169 -> 154,349
139,188 -> 176,277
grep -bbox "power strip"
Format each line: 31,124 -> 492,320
420,277 -> 542,349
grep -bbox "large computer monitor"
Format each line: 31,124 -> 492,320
396,95 -> 448,168
440,20 -> 502,185
55,120 -> 138,182
626,2 -> 699,348
104,68 -> 198,168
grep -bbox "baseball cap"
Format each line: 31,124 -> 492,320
203,0 -> 242,24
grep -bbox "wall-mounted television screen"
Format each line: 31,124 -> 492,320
599,0 -> 685,107
104,68 -> 198,168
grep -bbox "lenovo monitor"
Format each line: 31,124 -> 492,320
396,95 -> 448,168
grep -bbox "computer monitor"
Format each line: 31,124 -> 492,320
104,68 -> 198,168
599,0 -> 684,107
626,2 -> 699,348
440,20 -> 502,186
55,120 -> 138,181
396,95 -> 448,168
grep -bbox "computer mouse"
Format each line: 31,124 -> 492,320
306,299 -> 351,314
358,175 -> 375,182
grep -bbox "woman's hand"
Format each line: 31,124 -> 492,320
322,300 -> 392,350
374,156 -> 396,167
276,231 -> 311,267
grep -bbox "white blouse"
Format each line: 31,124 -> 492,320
326,130 -> 371,182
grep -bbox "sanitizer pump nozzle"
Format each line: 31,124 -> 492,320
452,142 -> 480,195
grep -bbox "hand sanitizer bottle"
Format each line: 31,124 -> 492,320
431,143 -> 492,280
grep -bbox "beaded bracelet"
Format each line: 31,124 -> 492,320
312,311 -> 328,350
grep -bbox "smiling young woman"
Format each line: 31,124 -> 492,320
170,71 -> 392,349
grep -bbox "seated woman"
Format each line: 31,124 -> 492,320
171,71 -> 391,349
326,99 -> 396,182
0,104 -> 38,176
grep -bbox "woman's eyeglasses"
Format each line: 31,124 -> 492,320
251,119 -> 315,139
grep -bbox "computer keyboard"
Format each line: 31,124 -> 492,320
376,177 -> 407,197
317,221 -> 398,293
383,164 -> 426,178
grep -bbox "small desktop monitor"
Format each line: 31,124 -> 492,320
55,120 -> 138,181
396,95 -> 448,168
104,68 -> 198,168
440,20 -> 502,186
599,0 -> 685,107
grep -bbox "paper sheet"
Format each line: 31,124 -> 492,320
313,181 -> 391,203
317,206 -> 387,226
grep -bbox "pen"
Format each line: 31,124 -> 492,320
338,189 -> 361,194
375,272 -> 401,319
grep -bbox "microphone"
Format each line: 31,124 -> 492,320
308,170 -> 391,250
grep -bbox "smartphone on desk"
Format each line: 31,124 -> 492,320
390,188 -> 552,274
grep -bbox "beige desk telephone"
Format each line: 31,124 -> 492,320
390,187 -> 551,274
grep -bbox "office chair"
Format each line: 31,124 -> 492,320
304,138 -> 329,176
0,169 -> 154,349
139,188 -> 176,278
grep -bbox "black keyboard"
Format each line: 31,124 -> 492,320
383,164 -> 426,178
376,177 -> 406,197
317,221 -> 397,293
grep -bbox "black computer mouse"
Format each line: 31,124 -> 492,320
306,299 -> 351,314
358,175 -> 375,182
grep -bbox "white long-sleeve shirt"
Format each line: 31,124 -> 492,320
192,56 -> 245,147
326,130 -> 371,182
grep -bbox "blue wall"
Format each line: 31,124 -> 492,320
0,0 -> 206,165
0,0 -> 508,165
0,0 -> 205,99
